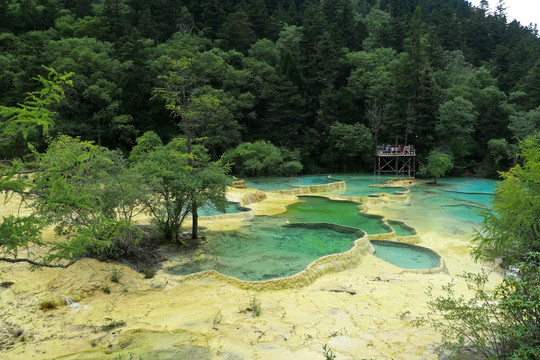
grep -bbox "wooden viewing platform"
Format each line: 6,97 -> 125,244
374,150 -> 416,176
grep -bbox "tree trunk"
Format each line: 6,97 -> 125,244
192,203 -> 198,239
185,129 -> 198,240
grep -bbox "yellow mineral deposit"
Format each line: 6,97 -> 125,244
0,183 -> 502,360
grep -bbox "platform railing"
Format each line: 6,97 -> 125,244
375,150 -> 415,156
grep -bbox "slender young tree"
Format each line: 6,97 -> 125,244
152,59 -> 227,239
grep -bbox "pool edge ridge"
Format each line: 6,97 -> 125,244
174,232 -> 374,291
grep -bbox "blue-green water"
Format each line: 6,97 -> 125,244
411,178 -> 497,223
388,220 -> 417,236
280,196 -> 391,234
166,217 -> 364,281
195,202 -> 249,216
168,175 -> 497,280
371,240 -> 440,269
243,175 -> 338,191
329,174 -> 408,197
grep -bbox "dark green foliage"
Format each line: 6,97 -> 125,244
328,122 -> 373,171
436,96 -> 477,164
222,140 -> 302,177
217,11 -> 256,53
131,134 -> 229,243
417,149 -> 454,184
0,0 -> 539,176
508,106 -> 540,140
515,60 -> 540,112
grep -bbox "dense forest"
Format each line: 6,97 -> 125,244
1,0 -> 540,175
1,3 -> 539,357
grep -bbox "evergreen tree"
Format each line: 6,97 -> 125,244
217,11 -> 257,53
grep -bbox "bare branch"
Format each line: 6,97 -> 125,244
0,256 -> 82,268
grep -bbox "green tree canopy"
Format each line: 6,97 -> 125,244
418,149 -> 454,184
132,134 -> 229,243
472,133 -> 540,262
436,96 -> 477,163
222,140 -> 302,177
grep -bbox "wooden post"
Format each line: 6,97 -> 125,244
374,149 -> 416,176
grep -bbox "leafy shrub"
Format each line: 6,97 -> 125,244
141,266 -> 156,279
110,267 -> 122,283
412,253 -> 540,359
250,296 -> 262,317
61,219 -> 147,264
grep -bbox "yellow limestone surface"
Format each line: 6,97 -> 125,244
0,186 -> 502,360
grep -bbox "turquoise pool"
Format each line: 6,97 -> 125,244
243,175 -> 338,191
195,202 -> 250,216
371,240 -> 441,269
166,217 -> 365,281
280,196 -> 391,234
167,175 -> 496,281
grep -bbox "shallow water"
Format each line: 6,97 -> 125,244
165,217 -> 363,281
411,178 -> 496,224
195,202 -> 249,216
170,176 -> 497,280
372,240 -> 440,269
388,220 -> 417,236
330,174 -> 408,196
279,196 -> 391,234
370,178 -> 497,239
243,175 -> 338,190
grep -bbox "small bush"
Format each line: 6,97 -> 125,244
141,266 -> 156,279
322,344 -> 336,360
250,296 -> 262,317
84,220 -> 147,263
411,253 -> 540,359
110,267 -> 122,283
102,285 -> 111,294
240,296 -> 262,316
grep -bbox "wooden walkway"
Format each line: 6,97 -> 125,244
374,150 -> 416,176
